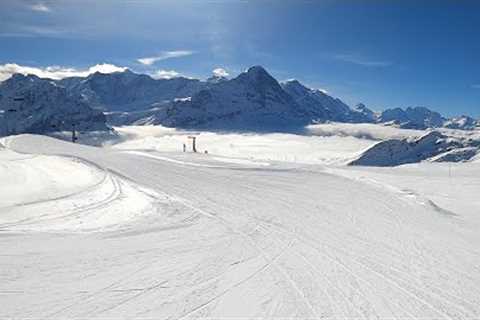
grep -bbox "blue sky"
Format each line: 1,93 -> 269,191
0,0 -> 479,117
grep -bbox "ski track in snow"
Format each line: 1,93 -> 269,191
1,134 -> 479,319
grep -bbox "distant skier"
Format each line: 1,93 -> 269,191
183,143 -> 186,152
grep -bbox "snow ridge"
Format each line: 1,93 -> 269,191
350,130 -> 480,166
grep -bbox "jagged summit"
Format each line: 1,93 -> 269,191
237,65 -> 279,86
380,106 -> 444,129
245,65 -> 269,75
153,64 -> 305,130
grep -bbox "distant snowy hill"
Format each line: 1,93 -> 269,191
350,130 -> 480,166
0,74 -> 107,136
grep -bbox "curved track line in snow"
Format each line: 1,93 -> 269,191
0,152 -> 164,232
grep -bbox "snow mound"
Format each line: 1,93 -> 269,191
0,146 -> 165,232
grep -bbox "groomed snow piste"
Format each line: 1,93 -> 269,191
1,127 -> 480,319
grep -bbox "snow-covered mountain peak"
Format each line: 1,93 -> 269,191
239,65 -> 278,84
281,79 -> 311,96
245,65 -> 269,75
380,106 -> 444,129
7,73 -> 43,84
444,115 -> 478,130
355,103 -> 368,111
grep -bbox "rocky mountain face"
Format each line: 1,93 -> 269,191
60,70 -> 206,112
281,80 -> 374,123
109,67 -> 378,130
378,107 -> 479,131
114,66 -> 309,130
379,107 -> 444,129
206,75 -> 228,84
0,74 -> 107,136
354,103 -> 377,122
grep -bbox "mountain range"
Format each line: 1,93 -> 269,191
0,74 -> 107,136
0,65 -> 478,136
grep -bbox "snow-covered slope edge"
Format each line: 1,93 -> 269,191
0,136 -> 165,232
2,132 -> 480,319
350,131 -> 480,166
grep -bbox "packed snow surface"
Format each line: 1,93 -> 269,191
0,139 -> 164,232
1,129 -> 480,319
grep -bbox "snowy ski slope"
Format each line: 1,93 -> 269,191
1,132 -> 479,319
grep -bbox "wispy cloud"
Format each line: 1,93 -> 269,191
30,2 -> 51,12
212,67 -> 229,77
471,84 -> 480,89
0,63 -> 127,81
334,54 -> 392,67
150,69 -> 181,79
0,25 -> 83,39
137,51 -> 194,66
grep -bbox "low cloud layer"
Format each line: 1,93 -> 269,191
150,69 -> 181,79
0,63 -> 127,81
137,51 -> 193,66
